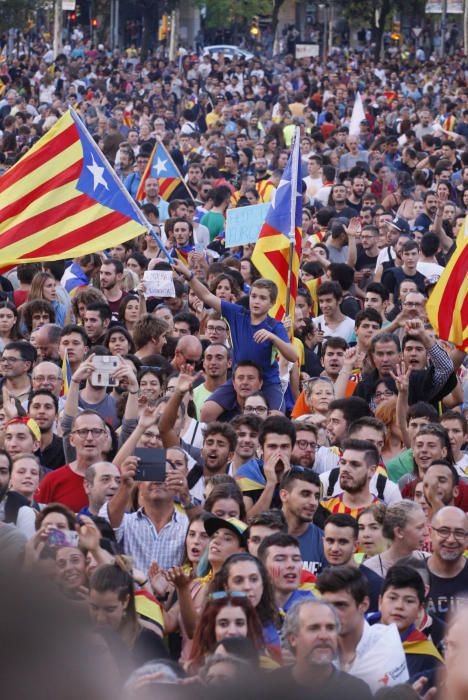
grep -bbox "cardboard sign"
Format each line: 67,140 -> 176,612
295,43 -> 320,59
225,202 -> 269,248
143,270 -> 176,298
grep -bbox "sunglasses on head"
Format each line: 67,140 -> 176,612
207,591 -> 248,602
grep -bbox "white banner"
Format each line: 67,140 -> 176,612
426,0 -> 463,13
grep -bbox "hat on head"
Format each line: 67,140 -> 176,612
204,516 -> 248,545
388,215 -> 410,233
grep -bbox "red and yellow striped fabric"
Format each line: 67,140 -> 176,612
0,109 -> 147,267
426,219 -> 468,351
256,179 -> 276,203
251,137 -> 302,322
320,494 -> 380,519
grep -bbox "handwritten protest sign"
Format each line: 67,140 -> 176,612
225,202 -> 269,248
143,270 -> 176,298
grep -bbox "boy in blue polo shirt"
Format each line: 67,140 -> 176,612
171,258 -> 297,419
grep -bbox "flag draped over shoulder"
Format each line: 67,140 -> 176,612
251,134 -> 302,321
136,141 -> 183,202
426,217 -> 468,351
0,109 -> 148,267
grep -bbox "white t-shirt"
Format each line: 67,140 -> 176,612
417,260 -> 444,280
319,466 -> 402,505
315,314 -> 355,343
340,621 -> 408,693
454,452 -> 468,479
376,246 -> 396,268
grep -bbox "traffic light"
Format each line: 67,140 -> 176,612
159,14 -> 169,41
391,20 -> 401,41
250,16 -> 260,37
69,12 -> 76,21
91,17 -> 98,28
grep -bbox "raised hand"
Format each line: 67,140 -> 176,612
71,352 -> 96,384
77,515 -> 101,553
148,561 -> 172,598
390,361 -> 411,393
164,565 -> 194,589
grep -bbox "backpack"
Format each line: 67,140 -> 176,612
326,467 -> 387,501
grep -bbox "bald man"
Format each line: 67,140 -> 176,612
426,506 -> 468,622
30,323 -> 62,362
171,335 -> 203,372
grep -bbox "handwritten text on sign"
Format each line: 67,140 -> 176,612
225,202 -> 269,248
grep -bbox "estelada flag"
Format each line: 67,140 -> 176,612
426,216 -> 468,351
251,133 -> 302,321
0,109 -> 148,267
136,141 -> 183,202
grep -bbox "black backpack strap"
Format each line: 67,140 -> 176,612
326,468 -> 340,497
187,464 -> 204,490
376,473 -> 387,501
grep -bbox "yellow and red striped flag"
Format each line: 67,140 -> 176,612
136,141 -> 183,202
251,131 -> 302,322
426,217 -> 468,351
0,109 -> 148,267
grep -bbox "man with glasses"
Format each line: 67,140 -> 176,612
280,467 -> 326,575
205,315 -> 229,346
30,361 -> 63,402
36,409 -> 109,511
426,506 -> 468,622
291,422 -> 319,470
0,341 -> 35,403
171,335 -> 203,372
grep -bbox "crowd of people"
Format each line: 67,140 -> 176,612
0,31 -> 467,700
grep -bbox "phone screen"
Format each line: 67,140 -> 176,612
134,448 -> 167,482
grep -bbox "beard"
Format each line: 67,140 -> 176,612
340,473 -> 368,494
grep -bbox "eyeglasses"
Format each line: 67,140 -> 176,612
375,390 -> 395,400
432,527 -> 467,541
296,439 -> 318,451
244,406 -> 268,415
206,325 -> 227,333
72,428 -> 107,438
207,591 -> 248,602
1,356 -> 23,364
183,358 -> 198,367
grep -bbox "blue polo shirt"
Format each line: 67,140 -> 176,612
220,300 -> 290,385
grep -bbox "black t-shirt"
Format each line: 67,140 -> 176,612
356,248 -> 378,272
332,205 -> 359,220
382,266 -> 427,297
38,434 -> 66,471
426,559 -> 468,622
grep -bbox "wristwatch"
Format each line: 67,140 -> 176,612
186,270 -> 195,282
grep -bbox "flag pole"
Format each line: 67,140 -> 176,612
69,107 -> 172,263
285,127 -> 301,317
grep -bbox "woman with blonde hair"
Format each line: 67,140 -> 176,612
28,271 -> 70,326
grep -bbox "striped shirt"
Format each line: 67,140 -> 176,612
320,494 -> 380,519
102,504 -> 188,574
